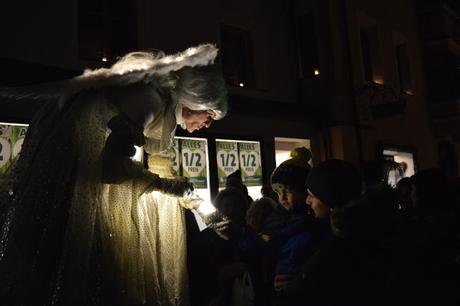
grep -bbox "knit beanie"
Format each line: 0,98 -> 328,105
306,159 -> 362,208
226,170 -> 242,186
271,147 -> 312,191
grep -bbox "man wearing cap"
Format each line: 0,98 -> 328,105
305,159 -> 363,220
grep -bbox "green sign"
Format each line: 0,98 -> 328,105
0,124 -> 28,174
170,138 -> 180,176
216,141 -> 239,187
181,139 -> 207,188
238,142 -> 262,186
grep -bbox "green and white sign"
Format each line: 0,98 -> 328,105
12,126 -> 27,158
170,138 -> 180,176
0,124 -> 28,174
239,142 -> 262,186
181,139 -> 207,188
216,141 -> 239,187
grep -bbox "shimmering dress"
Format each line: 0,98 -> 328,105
0,82 -> 190,306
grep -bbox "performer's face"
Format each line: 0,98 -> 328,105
182,107 -> 215,132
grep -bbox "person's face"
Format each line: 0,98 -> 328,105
274,186 -> 307,211
182,107 -> 215,133
306,189 -> 330,219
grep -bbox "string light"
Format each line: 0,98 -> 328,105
239,82 -> 244,87
186,48 -> 197,56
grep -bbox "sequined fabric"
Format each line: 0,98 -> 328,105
0,86 -> 190,305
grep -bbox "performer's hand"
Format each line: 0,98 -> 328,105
208,219 -> 231,240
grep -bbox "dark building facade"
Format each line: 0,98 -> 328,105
0,0 -> 456,198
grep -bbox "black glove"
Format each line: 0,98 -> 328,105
154,176 -> 194,197
208,219 -> 232,240
205,211 -> 232,240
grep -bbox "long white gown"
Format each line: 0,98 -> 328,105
0,84 -> 190,306
0,44 -> 219,306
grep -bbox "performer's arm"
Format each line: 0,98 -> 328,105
101,83 -> 192,196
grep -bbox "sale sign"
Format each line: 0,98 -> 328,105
216,140 -> 239,187
181,139 -> 207,188
0,124 -> 28,175
170,138 -> 180,176
238,142 -> 262,186
11,126 -> 27,158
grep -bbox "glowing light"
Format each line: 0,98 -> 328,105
239,82 -> 244,87
196,200 -> 216,215
175,56 -> 184,62
404,89 -> 414,95
163,57 -> 173,64
373,76 -> 384,84
101,57 -> 108,62
314,69 -> 320,75
132,146 -> 143,162
186,48 -> 197,56
275,150 -> 291,167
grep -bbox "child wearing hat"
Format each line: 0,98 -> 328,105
263,147 -> 313,233
259,148 -> 317,276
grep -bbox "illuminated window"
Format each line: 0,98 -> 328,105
220,24 -> 255,88
78,0 -> 137,62
274,137 -> 311,167
382,149 -> 415,187
360,26 -> 381,83
296,12 -> 320,79
396,43 -> 413,94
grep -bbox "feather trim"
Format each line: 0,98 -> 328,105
0,44 -> 219,103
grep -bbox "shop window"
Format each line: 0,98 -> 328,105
274,137 -> 311,167
296,12 -> 320,78
78,0 -> 137,62
216,139 -> 263,201
396,43 -> 413,94
360,25 -> 382,83
382,148 -> 416,187
0,122 -> 28,175
220,24 -> 255,88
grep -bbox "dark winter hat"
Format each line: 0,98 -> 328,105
271,147 -> 312,191
306,159 -> 362,208
226,169 -> 242,188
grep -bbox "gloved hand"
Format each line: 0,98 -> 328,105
208,219 -> 232,240
155,176 -> 194,197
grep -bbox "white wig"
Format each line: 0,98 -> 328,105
173,66 -> 228,120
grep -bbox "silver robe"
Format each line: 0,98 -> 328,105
0,82 -> 190,306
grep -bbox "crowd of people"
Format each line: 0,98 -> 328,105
186,148 -> 460,306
